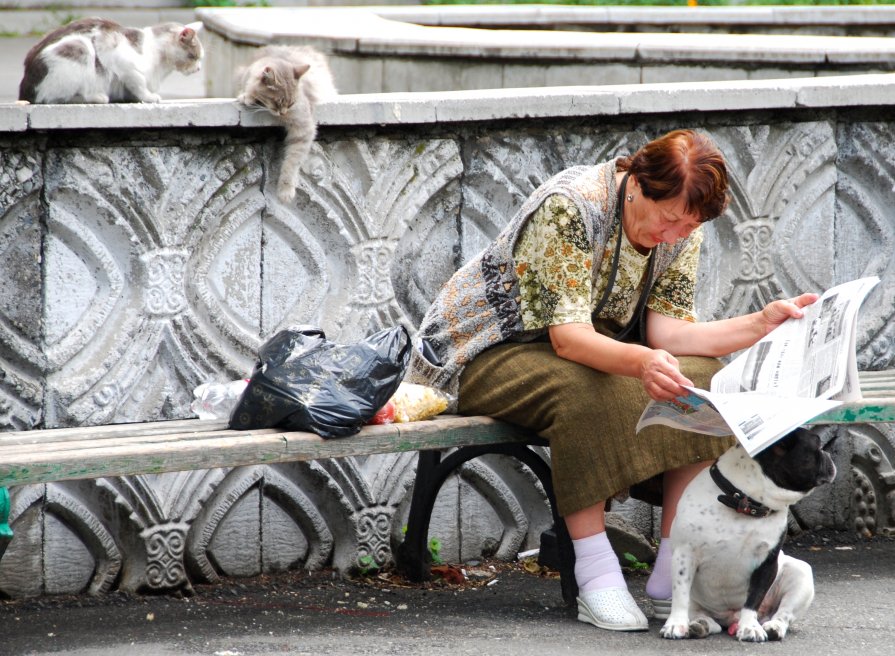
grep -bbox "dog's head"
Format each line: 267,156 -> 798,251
754,427 -> 837,493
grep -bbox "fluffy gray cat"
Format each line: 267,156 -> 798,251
19,17 -> 203,104
236,45 -> 337,203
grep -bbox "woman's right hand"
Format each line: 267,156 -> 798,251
638,348 -> 694,401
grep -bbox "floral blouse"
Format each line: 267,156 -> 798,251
513,193 -> 702,333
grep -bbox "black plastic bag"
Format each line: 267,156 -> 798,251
229,325 -> 412,438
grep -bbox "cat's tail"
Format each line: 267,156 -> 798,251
277,118 -> 317,203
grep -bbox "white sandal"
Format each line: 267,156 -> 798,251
576,587 -> 649,632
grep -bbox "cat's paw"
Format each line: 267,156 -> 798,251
141,92 -> 162,103
277,184 -> 297,203
86,93 -> 110,104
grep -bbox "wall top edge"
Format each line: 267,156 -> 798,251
3,75 -> 895,132
371,5 -> 895,26
196,7 -> 895,56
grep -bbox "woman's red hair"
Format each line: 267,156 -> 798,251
618,129 -> 729,221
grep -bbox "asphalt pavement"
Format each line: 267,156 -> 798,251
1,533 -> 893,656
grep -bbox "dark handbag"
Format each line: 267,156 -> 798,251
228,325 -> 412,438
593,172 -> 656,345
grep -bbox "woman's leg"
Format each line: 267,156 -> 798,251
565,501 -> 606,539
565,501 -> 648,630
646,459 -> 713,604
660,460 -> 711,537
566,502 -> 625,592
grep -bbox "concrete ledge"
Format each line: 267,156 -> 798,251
375,5 -> 895,30
195,7 -> 895,96
197,7 -> 895,65
4,74 -> 895,130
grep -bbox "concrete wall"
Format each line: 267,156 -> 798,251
197,6 -> 895,97
1,75 -> 895,598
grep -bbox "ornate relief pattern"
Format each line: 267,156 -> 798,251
0,484 -> 121,597
834,122 -> 895,370
0,147 -> 43,431
43,143 -> 267,426
142,523 -> 188,590
459,131 -> 642,261
187,465 -> 333,582
94,470 -> 225,593
311,453 -> 420,571
2,117 -> 895,600
696,123 -> 838,320
282,139 -> 463,341
845,424 -> 895,536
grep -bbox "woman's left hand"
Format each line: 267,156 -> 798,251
759,292 -> 819,336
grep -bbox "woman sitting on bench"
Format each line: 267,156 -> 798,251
409,129 -> 818,632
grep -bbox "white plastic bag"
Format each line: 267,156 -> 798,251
190,379 -> 249,420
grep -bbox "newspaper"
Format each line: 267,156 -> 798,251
636,276 -> 879,456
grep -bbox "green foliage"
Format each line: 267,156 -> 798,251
399,526 -> 444,565
357,554 -> 380,576
623,552 -> 650,570
185,0 -> 270,7
429,537 -> 444,565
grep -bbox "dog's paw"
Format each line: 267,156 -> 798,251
660,620 -> 690,640
736,621 -> 769,643
762,619 -> 788,641
689,617 -> 722,638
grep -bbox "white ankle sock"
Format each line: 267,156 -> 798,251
645,538 -> 673,600
572,531 -> 627,594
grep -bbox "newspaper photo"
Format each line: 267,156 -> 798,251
636,276 -> 880,456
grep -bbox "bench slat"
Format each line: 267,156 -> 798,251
0,416 -> 540,488
0,418 -> 231,447
0,369 -> 892,488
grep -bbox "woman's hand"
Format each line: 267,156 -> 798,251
639,348 -> 694,401
759,292 -> 819,336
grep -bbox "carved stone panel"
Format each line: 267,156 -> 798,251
272,139 -> 464,339
1,114 -> 894,600
0,146 -> 43,431
41,144 -> 265,427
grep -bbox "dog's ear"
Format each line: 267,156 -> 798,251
768,428 -> 807,454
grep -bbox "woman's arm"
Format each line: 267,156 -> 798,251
547,292 -> 819,401
645,292 -> 819,357
548,323 -> 694,401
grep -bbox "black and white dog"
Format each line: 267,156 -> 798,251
660,428 -> 837,642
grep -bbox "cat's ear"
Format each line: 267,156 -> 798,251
293,63 -> 310,80
262,66 -> 276,84
180,22 -> 202,43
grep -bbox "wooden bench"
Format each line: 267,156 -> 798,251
0,369 -> 892,605
0,414 -> 573,598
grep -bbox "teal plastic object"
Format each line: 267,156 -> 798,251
0,486 -> 13,544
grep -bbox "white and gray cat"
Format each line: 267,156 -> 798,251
19,17 -> 204,104
236,45 -> 337,203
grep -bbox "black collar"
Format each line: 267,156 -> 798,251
710,462 -> 775,518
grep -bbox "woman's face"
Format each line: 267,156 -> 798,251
626,186 -> 702,252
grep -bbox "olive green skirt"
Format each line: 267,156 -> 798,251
457,342 -> 735,517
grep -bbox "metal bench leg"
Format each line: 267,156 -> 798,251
0,487 -> 13,561
394,449 -> 442,582
396,443 -> 578,605
537,522 -> 577,606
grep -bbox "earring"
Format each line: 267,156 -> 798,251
626,193 -> 634,202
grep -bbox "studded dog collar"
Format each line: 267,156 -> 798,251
709,462 -> 775,518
